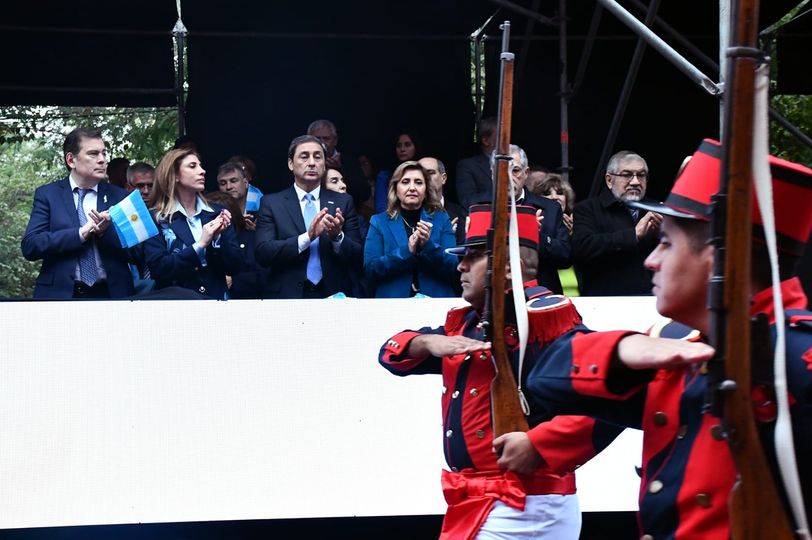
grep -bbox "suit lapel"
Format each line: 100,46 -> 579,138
169,214 -> 196,248
476,154 -> 491,179
283,186 -> 307,233
385,214 -> 408,245
59,178 -> 81,227
96,183 -> 110,212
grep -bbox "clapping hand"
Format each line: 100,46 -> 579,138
81,209 -> 112,238
635,211 -> 663,240
199,210 -> 231,247
408,220 -> 432,254
323,208 -> 345,239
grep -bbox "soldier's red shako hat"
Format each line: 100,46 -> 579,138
630,138 -> 812,256
446,204 -> 539,255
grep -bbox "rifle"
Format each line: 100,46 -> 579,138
481,21 -> 529,437
708,0 -> 795,536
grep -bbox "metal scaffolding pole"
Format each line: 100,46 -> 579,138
172,17 -> 188,138
589,0 -> 664,198
558,0 -> 570,180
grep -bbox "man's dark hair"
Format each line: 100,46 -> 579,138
63,127 -> 103,170
478,117 -> 497,141
670,217 -> 710,254
672,216 -> 800,288
287,135 -> 326,161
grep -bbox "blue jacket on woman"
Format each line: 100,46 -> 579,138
144,202 -> 244,299
364,209 -> 458,298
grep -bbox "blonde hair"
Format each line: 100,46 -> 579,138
151,148 -> 207,222
386,161 -> 443,218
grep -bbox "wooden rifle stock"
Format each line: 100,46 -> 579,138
714,0 -> 795,536
484,21 -> 529,437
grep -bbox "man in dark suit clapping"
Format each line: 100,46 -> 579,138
254,135 -> 363,298
21,127 -> 134,299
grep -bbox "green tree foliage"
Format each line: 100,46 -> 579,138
0,139 -> 62,298
0,106 -> 177,298
770,95 -> 812,166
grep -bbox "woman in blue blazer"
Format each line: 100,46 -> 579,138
364,161 -> 458,298
144,148 -> 243,299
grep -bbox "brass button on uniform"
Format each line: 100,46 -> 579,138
469,388 -> 479,397
695,493 -> 711,508
589,364 -> 599,374
464,355 -> 471,361
451,467 -> 458,472
452,390 -> 460,399
442,386 -> 447,394
239,243 -> 246,249
710,424 -> 725,441
445,430 -> 453,438
479,352 -> 488,361
476,429 -> 485,438
677,425 -> 689,439
648,480 -> 664,494
198,286 -> 206,293
572,364 -> 580,374
653,412 -> 668,426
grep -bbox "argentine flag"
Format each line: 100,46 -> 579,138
109,191 -> 159,248
245,183 -> 264,212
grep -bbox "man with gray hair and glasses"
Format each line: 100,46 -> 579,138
571,150 -> 662,295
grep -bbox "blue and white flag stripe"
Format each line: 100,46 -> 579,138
245,183 -> 263,212
109,190 -> 159,248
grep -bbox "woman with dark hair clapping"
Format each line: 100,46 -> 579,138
144,148 -> 243,299
374,132 -> 423,213
364,161 -> 458,298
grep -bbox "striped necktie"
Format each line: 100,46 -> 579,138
76,188 -> 99,286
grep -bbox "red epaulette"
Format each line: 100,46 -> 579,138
527,294 -> 582,345
647,319 -> 702,341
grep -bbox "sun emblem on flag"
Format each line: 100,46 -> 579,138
130,213 -> 139,222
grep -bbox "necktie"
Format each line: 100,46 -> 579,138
303,193 -> 323,285
76,188 -> 99,286
629,207 -> 640,223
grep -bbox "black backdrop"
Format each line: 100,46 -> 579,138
1,2 -> 809,536
3,0 -> 808,203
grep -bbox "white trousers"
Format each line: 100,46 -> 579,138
475,494 -> 581,539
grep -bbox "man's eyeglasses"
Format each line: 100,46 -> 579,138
610,171 -> 648,180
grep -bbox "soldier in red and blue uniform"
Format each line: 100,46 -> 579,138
524,139 -> 812,539
379,204 -> 624,539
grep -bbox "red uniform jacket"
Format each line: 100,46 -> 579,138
525,278 -> 812,539
379,283 -> 625,539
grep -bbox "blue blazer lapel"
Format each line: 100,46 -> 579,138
58,178 -> 80,227
476,154 -> 492,178
283,186 -> 307,233
96,183 -> 113,212
384,214 -> 408,245
169,214 -> 195,249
